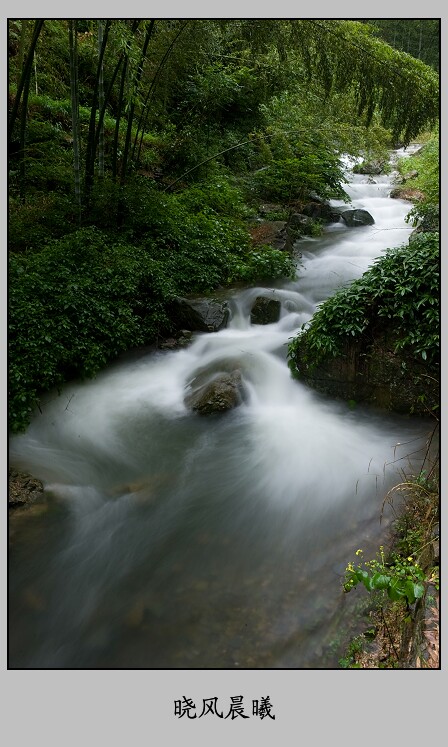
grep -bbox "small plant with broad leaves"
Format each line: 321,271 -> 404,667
343,547 -> 426,607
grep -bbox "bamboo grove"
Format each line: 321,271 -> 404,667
9,19 -> 439,220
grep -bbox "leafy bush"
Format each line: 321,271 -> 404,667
176,175 -> 250,218
343,547 -> 426,607
288,231 -> 439,370
234,245 -> 296,283
250,143 -> 349,203
399,130 -> 439,230
9,210 -> 296,431
9,228 -> 173,432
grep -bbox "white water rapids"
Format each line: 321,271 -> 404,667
9,147 -> 434,668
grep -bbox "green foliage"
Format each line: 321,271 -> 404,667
364,19 -> 439,72
251,142 -> 349,203
387,466 -> 439,584
399,130 -> 439,230
176,175 -> 251,219
295,19 -> 439,144
8,228 -> 172,432
343,547 -> 426,607
339,460 -> 439,667
288,231 -> 439,371
233,245 -> 296,283
260,89 -> 394,165
9,193 -> 76,251
338,632 -> 399,668
151,211 -> 251,292
338,635 -> 365,668
9,203 -> 294,431
112,176 -> 294,290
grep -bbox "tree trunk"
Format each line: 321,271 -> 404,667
97,21 -> 105,178
15,20 -> 45,201
16,20 -> 29,88
133,20 -> 189,165
9,19 -> 44,141
93,53 -> 124,164
119,20 -> 155,187
84,20 -> 111,207
69,20 -> 81,224
418,22 -> 423,59
18,59 -> 31,201
112,20 -> 140,181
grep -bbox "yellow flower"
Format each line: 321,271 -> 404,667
407,557 -> 413,562
355,549 -> 363,556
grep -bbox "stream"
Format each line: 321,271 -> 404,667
9,146 -> 434,669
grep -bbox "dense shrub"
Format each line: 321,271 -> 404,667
9,228 -> 173,432
250,143 -> 349,203
176,175 -> 251,218
288,231 -> 439,370
233,245 -> 296,283
9,193 -> 77,252
399,130 -> 439,230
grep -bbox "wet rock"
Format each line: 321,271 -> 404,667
301,201 -> 341,222
159,337 -> 178,350
250,296 -> 281,325
403,169 -> 419,181
248,219 -> 288,252
169,296 -> 230,333
389,187 -> 424,201
184,370 -> 245,415
340,209 -> 375,227
9,469 -> 44,510
281,212 -> 318,251
288,212 -> 315,230
159,329 -> 194,350
353,159 -> 388,175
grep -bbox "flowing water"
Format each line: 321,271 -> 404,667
9,147 -> 434,669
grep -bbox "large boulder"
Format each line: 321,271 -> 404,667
301,201 -> 341,223
169,296 -> 230,332
250,296 -> 281,325
8,469 -> 44,510
389,187 -> 424,201
282,212 -> 317,251
394,169 -> 419,185
184,370 -> 245,415
353,159 -> 388,175
288,212 -> 315,231
248,220 -> 288,251
340,209 -> 375,227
